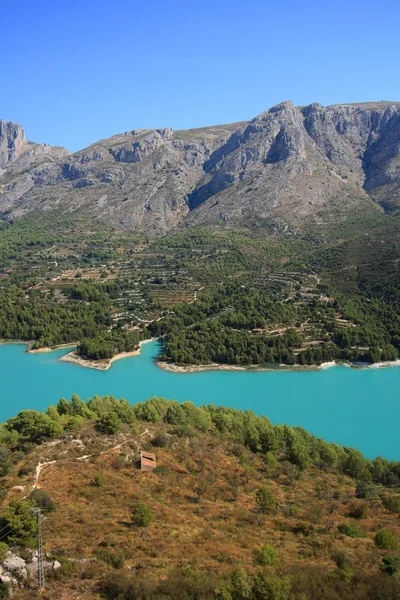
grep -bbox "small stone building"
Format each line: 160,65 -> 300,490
140,450 -> 157,472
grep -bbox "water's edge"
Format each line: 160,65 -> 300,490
0,340 -> 399,460
3,339 -> 400,373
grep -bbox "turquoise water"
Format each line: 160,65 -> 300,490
0,341 -> 399,460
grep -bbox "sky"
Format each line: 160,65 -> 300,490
1,0 -> 399,152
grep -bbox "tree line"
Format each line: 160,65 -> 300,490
1,395 -> 400,487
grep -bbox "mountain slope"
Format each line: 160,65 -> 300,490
0,120 -> 69,176
0,101 -> 399,235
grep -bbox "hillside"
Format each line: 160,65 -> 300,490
1,101 -> 400,236
1,396 -> 400,599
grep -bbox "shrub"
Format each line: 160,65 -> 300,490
293,521 -> 314,537
338,523 -> 365,538
151,431 -> 168,448
131,500 -> 152,528
0,582 -> 9,599
92,474 -> 104,487
381,555 -> 400,576
96,412 -> 120,435
0,449 -> 12,478
252,571 -> 292,600
374,528 -> 398,550
0,500 -> 37,547
355,481 -> 377,500
332,550 -> 352,571
6,410 -> 62,444
17,460 -> 36,477
29,489 -> 55,512
347,500 -> 369,519
382,495 -> 400,514
0,541 -> 8,560
94,548 -> 125,569
254,543 -> 280,567
255,487 -> 276,514
153,465 -> 171,476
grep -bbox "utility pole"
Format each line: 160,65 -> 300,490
32,508 -> 45,591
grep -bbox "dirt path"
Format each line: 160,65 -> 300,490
29,440 -> 131,492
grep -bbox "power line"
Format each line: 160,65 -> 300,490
0,512 -> 36,545
32,508 -> 44,591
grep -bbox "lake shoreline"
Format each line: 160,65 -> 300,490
0,338 -> 399,459
2,339 -> 400,373
59,338 -> 157,371
156,358 -> 400,374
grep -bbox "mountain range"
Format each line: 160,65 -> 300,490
1,100 -> 400,235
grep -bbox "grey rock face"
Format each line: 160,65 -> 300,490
0,121 -> 26,169
0,101 -> 399,234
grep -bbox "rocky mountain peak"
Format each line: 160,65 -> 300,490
0,120 -> 26,169
0,119 -> 69,175
1,101 -> 400,235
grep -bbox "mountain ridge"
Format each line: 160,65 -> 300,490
1,100 -> 400,235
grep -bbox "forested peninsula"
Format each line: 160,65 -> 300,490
0,216 -> 400,372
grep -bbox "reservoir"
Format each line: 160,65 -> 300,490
1,340 -> 399,460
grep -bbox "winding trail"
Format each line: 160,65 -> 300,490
29,439 -> 132,492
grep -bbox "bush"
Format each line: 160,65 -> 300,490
151,431 -> 168,448
0,449 -> 12,478
17,460 -> 36,477
255,487 -> 276,514
92,474 -> 104,487
292,521 -> 314,537
96,412 -> 120,435
347,500 -> 369,519
338,523 -> 365,538
381,555 -> 400,576
332,550 -> 352,571
355,481 -> 377,500
0,582 -> 9,599
0,500 -> 37,547
153,465 -> 171,476
29,489 -> 55,512
0,541 -> 8,560
254,543 -> 280,567
374,528 -> 398,550
252,571 -> 292,600
94,548 -> 125,569
131,500 -> 152,528
6,410 -> 62,444
382,495 -> 400,514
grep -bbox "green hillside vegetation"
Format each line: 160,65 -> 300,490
150,282 -> 400,366
0,396 -> 400,599
0,213 -> 400,367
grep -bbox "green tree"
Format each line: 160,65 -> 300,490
381,555 -> 400,576
6,410 -> 62,444
0,448 -> 12,477
0,500 -> 37,547
382,495 -> 400,514
29,489 -> 55,512
254,543 -> 280,567
338,523 -> 365,538
374,528 -> 398,550
252,571 -> 292,600
255,487 -> 276,514
96,412 -> 120,435
0,582 -> 9,599
151,431 -> 168,448
131,500 -> 152,528
0,542 -> 8,560
347,500 -> 369,520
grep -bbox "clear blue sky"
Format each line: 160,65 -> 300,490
2,0 -> 399,152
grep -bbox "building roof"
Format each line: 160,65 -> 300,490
140,450 -> 157,470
